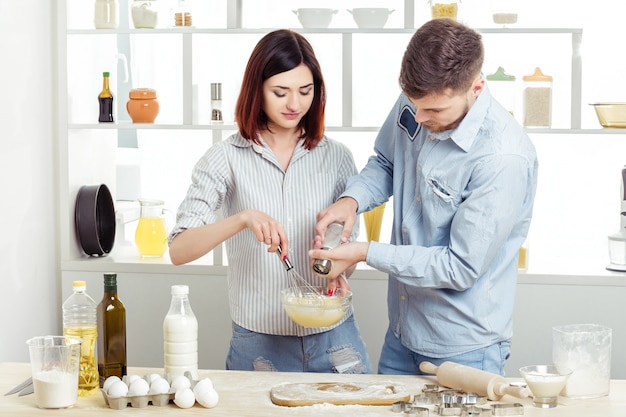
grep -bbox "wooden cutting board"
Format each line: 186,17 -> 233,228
270,381 -> 410,406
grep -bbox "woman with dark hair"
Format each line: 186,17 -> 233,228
168,29 -> 372,373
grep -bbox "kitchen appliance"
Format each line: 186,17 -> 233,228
607,165 -> 626,271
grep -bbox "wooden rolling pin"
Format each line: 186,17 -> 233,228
419,361 -> 531,401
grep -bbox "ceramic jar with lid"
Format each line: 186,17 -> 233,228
523,67 -> 553,127
127,88 -> 159,123
131,0 -> 159,29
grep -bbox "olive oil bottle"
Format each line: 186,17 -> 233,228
97,273 -> 127,387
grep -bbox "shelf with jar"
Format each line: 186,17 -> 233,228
58,0 -> 611,273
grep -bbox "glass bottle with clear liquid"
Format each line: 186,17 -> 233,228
63,280 -> 99,396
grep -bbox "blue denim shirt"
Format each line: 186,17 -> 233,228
343,88 -> 538,357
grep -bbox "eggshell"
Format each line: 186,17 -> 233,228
170,375 -> 191,392
103,375 -> 121,393
193,377 -> 214,395
195,388 -> 219,408
128,378 -> 150,396
174,388 -> 196,409
149,377 -> 171,394
107,380 -> 129,398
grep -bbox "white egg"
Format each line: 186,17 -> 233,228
170,375 -> 191,392
123,374 -> 141,386
195,388 -> 219,408
147,373 -> 162,383
107,380 -> 129,398
149,377 -> 171,394
174,388 -> 196,409
102,375 -> 121,393
128,378 -> 150,396
192,377 -> 214,396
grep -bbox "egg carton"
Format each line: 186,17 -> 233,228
101,372 -> 197,410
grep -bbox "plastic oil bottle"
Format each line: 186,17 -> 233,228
63,280 -> 100,396
163,285 -> 198,379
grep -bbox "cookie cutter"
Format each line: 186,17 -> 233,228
491,403 -> 524,416
406,405 -> 430,416
393,401 -> 412,413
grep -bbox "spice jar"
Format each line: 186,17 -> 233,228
131,0 -> 159,29
523,67 -> 552,127
486,66 -> 516,117
126,88 -> 160,123
430,0 -> 459,20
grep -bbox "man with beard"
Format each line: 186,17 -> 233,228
310,18 -> 538,376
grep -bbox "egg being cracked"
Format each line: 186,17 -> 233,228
195,388 -> 219,408
107,380 -> 129,398
174,388 -> 196,408
170,375 -> 191,392
128,378 -> 150,396
102,375 -> 121,393
149,377 -> 171,395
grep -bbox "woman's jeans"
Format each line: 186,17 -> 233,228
226,314 -> 373,373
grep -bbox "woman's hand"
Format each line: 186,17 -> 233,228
242,209 -> 289,256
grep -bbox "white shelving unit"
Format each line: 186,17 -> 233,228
57,0 -> 601,275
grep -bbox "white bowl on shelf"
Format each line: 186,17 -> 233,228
292,8 -> 337,29
347,8 -> 394,29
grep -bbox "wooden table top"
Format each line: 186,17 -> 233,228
2,362 -> 625,416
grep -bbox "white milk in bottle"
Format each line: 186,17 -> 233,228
163,285 -> 198,378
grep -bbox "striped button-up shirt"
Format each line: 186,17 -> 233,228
169,132 -> 358,336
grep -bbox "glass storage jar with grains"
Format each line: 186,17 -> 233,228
430,0 -> 459,20
523,67 -> 553,127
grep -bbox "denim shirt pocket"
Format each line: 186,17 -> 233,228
426,177 -> 457,204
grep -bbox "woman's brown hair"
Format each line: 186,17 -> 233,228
400,18 -> 484,99
235,29 -> 326,150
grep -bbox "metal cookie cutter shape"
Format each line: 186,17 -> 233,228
460,405 -> 491,416
393,401 -> 412,412
406,405 -> 430,416
491,403 -> 525,416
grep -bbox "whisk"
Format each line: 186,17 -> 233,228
276,246 -> 321,296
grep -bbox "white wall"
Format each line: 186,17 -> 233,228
0,0 -> 59,362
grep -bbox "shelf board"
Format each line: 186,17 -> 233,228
67,27 -> 583,35
66,123 -> 626,134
